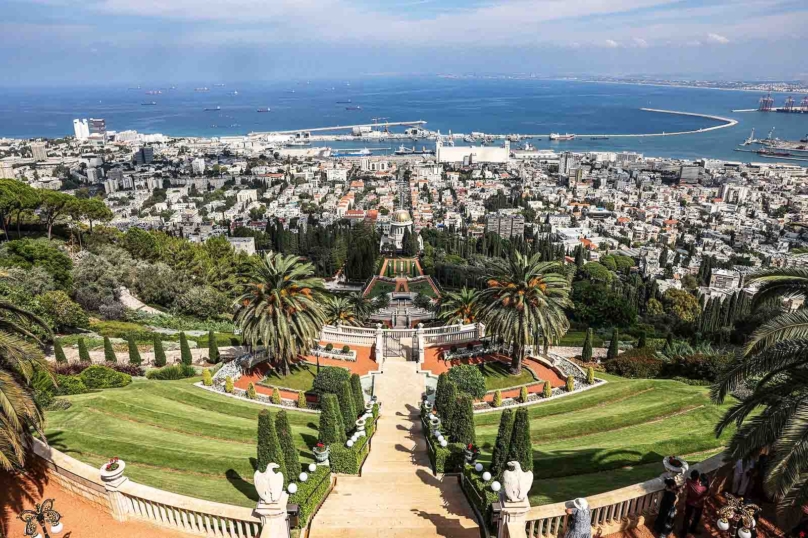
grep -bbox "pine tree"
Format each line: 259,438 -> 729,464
350,374 -> 365,413
78,337 -> 91,363
256,409 -> 288,481
338,380 -> 357,434
153,336 -> 166,367
607,328 -> 619,360
276,411 -> 301,484
637,331 -> 647,349
103,337 -> 116,363
450,394 -> 476,446
581,328 -> 593,362
318,393 -> 346,445
208,330 -> 219,364
127,336 -> 142,365
507,407 -> 533,472
53,340 -> 67,364
179,332 -> 192,366
490,409 -> 515,477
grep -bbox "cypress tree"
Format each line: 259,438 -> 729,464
337,380 -> 357,434
665,332 -> 674,352
127,335 -> 142,365
443,382 -> 459,439
350,374 -> 365,413
276,410 -> 301,484
606,328 -> 619,360
637,331 -> 647,349
103,337 -> 116,363
153,336 -> 166,367
435,373 -> 448,415
208,330 -> 219,364
451,394 -> 476,446
490,408 -> 515,477
256,409 -> 288,481
318,393 -> 346,445
78,337 -> 91,363
507,407 -> 533,472
179,332 -> 192,366
54,340 -> 67,364
581,328 -> 593,362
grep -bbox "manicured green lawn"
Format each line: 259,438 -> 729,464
44,377 -> 319,507
261,362 -> 316,392
409,280 -> 437,298
366,280 -> 396,299
479,361 -> 536,391
474,373 -> 736,505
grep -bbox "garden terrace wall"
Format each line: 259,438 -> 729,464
33,438 -> 111,512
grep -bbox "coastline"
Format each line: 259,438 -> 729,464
551,78 -> 808,95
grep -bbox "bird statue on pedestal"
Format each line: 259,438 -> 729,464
502,461 -> 533,503
254,463 -> 285,504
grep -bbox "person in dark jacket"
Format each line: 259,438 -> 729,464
654,478 -> 680,538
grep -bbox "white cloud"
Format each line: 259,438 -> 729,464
707,32 -> 730,44
604,39 -> 619,48
632,37 -> 648,47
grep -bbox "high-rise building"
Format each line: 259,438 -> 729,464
0,162 -> 15,178
31,142 -> 48,162
73,119 -> 90,140
485,212 -> 525,239
135,147 -> 154,165
89,118 -> 107,138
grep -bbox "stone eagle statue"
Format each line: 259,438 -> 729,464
254,463 -> 285,504
502,461 -> 533,503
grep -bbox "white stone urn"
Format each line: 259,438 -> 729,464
663,455 -> 689,478
365,402 -> 374,413
100,458 -> 126,483
355,417 -> 366,433
313,444 -> 330,465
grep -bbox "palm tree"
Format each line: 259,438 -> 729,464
348,293 -> 376,322
323,295 -> 361,326
438,287 -> 481,324
234,252 -> 327,376
479,253 -> 571,373
0,298 -> 52,471
713,267 -> 808,511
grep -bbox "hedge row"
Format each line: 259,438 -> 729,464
288,465 -> 332,529
420,408 -> 465,474
145,364 -> 197,380
329,406 -> 379,474
462,464 -> 500,531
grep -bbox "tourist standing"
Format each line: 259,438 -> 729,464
732,459 -> 755,497
654,478 -> 679,538
681,470 -> 708,536
565,498 -> 592,538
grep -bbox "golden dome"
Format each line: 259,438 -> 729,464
392,210 -> 412,223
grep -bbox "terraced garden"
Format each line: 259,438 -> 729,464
44,377 -> 319,507
474,373 -> 735,505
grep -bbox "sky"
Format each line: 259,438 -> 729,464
2,0 -> 806,85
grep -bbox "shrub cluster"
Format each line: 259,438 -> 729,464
146,363 -> 196,380
313,367 -> 351,395
462,464 -> 501,531
604,348 -> 664,379
663,353 -> 732,382
80,365 -> 131,389
446,364 -> 486,400
53,361 -> 143,377
54,374 -> 89,395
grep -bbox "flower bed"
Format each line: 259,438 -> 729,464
289,464 -> 332,529
311,344 -> 357,362
329,403 -> 380,474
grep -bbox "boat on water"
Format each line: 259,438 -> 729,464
204,106 -> 221,111
285,140 -> 311,147
333,148 -> 371,156
336,100 -> 352,104
550,133 -> 576,141
145,90 -> 162,95
141,101 -> 157,106
257,107 -> 271,113
345,106 -> 362,111
394,145 -> 434,155
195,87 -> 209,92
757,149 -> 792,157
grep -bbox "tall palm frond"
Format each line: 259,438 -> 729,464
746,267 -> 808,310
348,293 -> 376,321
478,252 -> 571,373
234,252 -> 327,375
323,296 -> 361,327
437,287 -> 481,325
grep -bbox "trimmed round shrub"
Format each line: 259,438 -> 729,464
272,387 -> 281,404
446,364 -> 486,400
604,348 -> 663,379
313,366 -> 351,395
520,385 -> 529,403
493,390 -> 502,408
297,391 -> 308,409
342,345 -> 350,354
146,364 -> 196,380
325,343 -> 334,352
80,365 -> 131,389
54,375 -> 88,395
543,381 -> 552,398
202,369 -> 213,386
248,383 -> 257,400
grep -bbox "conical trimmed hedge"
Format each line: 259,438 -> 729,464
581,328 -> 593,362
507,407 -> 533,472
350,374 -> 365,412
338,380 -> 357,434
54,340 -> 67,364
450,393 -> 475,446
490,408 -> 515,477
607,328 -> 619,360
256,409 -> 287,481
179,332 -> 192,365
103,337 -> 116,363
208,330 -> 219,364
127,336 -> 141,365
153,336 -> 166,367
318,393 -> 346,445
276,410 -> 301,485
78,337 -> 90,363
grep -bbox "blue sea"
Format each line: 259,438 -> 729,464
1,77 -> 806,162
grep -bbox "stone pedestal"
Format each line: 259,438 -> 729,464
255,493 -> 290,538
500,499 -> 531,538
100,461 -> 130,522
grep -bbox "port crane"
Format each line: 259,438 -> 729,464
741,128 -> 755,146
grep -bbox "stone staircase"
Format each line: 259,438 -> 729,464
308,357 -> 479,537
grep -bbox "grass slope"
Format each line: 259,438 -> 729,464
479,361 -> 536,391
474,373 -> 735,505
261,362 -> 316,392
45,377 -> 319,507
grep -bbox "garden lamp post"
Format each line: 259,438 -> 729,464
18,499 -> 63,538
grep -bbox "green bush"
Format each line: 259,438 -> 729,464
462,464 -> 500,530
179,332 -> 192,365
53,340 -> 67,364
637,331 -> 647,349
318,393 -> 346,445
276,410 -> 301,483
520,385 -> 529,403
350,374 -> 365,413
225,376 -> 234,393
146,364 -> 196,380
507,407 -> 533,472
422,414 -> 465,473
493,390 -> 502,408
663,353 -> 732,382
490,408 -> 515,477
54,374 -> 88,395
566,375 -> 575,392
153,336 -> 166,367
271,387 -> 281,405
604,348 -> 663,379
247,383 -> 256,400
103,337 -> 116,363
208,330 -> 219,364
202,369 -> 213,386
337,381 -> 357,434
256,409 -> 287,481
80,365 -> 131,389
581,328 -> 593,362
442,382 -> 459,438
78,337 -> 91,363
342,345 -> 350,354
127,335 -> 142,365
329,418 -> 376,474
607,328 -> 619,360
325,343 -> 333,351
288,465 -> 331,528
543,381 -> 552,398
313,366 -> 350,395
451,394 -> 476,446
446,364 -> 486,400
297,391 -> 308,409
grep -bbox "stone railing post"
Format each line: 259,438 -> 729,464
499,498 -> 531,538
100,460 -> 130,522
477,322 -> 486,340
255,492 -> 290,538
416,323 -> 425,364
374,323 -> 385,366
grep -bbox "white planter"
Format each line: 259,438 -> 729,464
355,418 -> 366,432
100,460 -> 126,482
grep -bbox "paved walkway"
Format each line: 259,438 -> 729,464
309,357 -> 479,537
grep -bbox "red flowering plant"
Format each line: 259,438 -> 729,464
466,444 -> 479,454
105,457 -> 120,472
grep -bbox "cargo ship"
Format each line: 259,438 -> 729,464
141,101 -> 157,106
257,107 -> 271,113
550,133 -> 576,141
194,87 -> 210,92
204,106 -> 221,111
394,145 -> 435,155
345,106 -> 362,111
